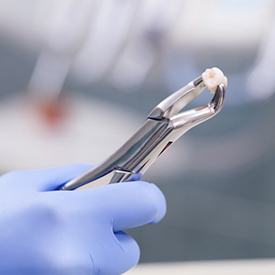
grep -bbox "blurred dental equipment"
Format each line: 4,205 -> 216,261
0,0 -> 273,97
27,0 -> 95,126
62,67 -> 227,190
246,17 -> 275,100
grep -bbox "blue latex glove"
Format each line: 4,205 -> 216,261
0,164 -> 166,275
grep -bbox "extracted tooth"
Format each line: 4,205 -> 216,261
202,67 -> 228,93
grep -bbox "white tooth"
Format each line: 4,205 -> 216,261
202,67 -> 228,93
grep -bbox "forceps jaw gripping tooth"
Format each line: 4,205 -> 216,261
61,68 -> 227,190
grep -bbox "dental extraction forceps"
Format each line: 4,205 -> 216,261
62,68 -> 227,190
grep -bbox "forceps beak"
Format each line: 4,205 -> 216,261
149,67 -> 227,132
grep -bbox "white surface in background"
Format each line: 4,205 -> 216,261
0,95 -> 186,173
0,96 -> 139,170
246,17 -> 275,100
175,0 -> 273,49
127,259 -> 275,275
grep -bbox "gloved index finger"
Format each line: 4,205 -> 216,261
38,164 -> 93,191
1,164 -> 92,192
73,181 -> 166,231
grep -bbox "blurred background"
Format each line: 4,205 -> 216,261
0,0 -> 275,266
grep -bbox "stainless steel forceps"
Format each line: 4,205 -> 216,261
62,68 -> 226,190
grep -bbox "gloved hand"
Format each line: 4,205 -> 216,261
0,164 -> 166,275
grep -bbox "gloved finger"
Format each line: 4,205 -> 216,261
37,164 -> 93,191
71,181 -> 166,231
1,164 -> 92,191
88,231 -> 140,275
112,231 -> 140,274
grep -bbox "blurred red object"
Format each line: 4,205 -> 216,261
32,95 -> 69,128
